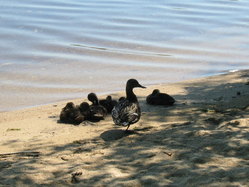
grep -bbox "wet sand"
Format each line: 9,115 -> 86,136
1,70 -> 249,186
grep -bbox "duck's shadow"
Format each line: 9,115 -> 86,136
100,129 -> 137,141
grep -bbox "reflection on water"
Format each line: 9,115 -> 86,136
0,0 -> 249,111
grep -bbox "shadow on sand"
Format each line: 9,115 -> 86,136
100,129 -> 135,141
1,70 -> 249,186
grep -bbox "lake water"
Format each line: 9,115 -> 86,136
1,0 -> 249,112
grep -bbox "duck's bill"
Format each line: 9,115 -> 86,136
139,84 -> 146,88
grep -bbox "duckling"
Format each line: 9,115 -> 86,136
146,89 -> 175,106
112,79 -> 146,131
59,102 -> 85,125
87,92 -> 108,120
118,97 -> 126,101
60,102 -> 74,123
78,102 -> 91,120
99,95 -> 118,113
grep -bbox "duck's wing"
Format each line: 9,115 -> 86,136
121,103 -> 141,125
160,94 -> 175,105
90,105 -> 107,118
112,99 -> 141,126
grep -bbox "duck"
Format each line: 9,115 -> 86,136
99,95 -> 118,113
87,92 -> 108,120
77,102 -> 91,120
111,79 -> 146,131
59,102 -> 85,125
118,97 -> 126,101
146,89 -> 175,106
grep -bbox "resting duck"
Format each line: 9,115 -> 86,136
59,102 -> 85,125
78,102 -> 91,120
146,89 -> 175,106
99,95 -> 118,113
112,79 -> 146,131
88,92 -> 108,120
118,97 -> 126,101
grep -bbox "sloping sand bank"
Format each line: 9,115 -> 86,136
1,70 -> 249,186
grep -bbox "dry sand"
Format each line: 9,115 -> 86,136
1,70 -> 249,186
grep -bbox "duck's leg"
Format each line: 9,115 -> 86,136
125,125 -> 130,131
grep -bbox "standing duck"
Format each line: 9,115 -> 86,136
87,92 -> 108,120
59,102 -> 85,125
112,79 -> 146,131
146,89 -> 175,106
99,95 -> 118,113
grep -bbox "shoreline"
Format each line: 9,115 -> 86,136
0,69 -> 240,113
1,69 -> 249,186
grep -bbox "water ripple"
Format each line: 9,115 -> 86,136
1,0 -> 249,111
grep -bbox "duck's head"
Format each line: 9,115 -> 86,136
106,95 -> 112,101
79,102 -> 90,111
152,89 -> 160,95
127,79 -> 146,89
87,92 -> 98,104
65,102 -> 75,109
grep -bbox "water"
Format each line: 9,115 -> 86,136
1,0 -> 249,112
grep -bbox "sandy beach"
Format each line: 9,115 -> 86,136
1,70 -> 249,186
